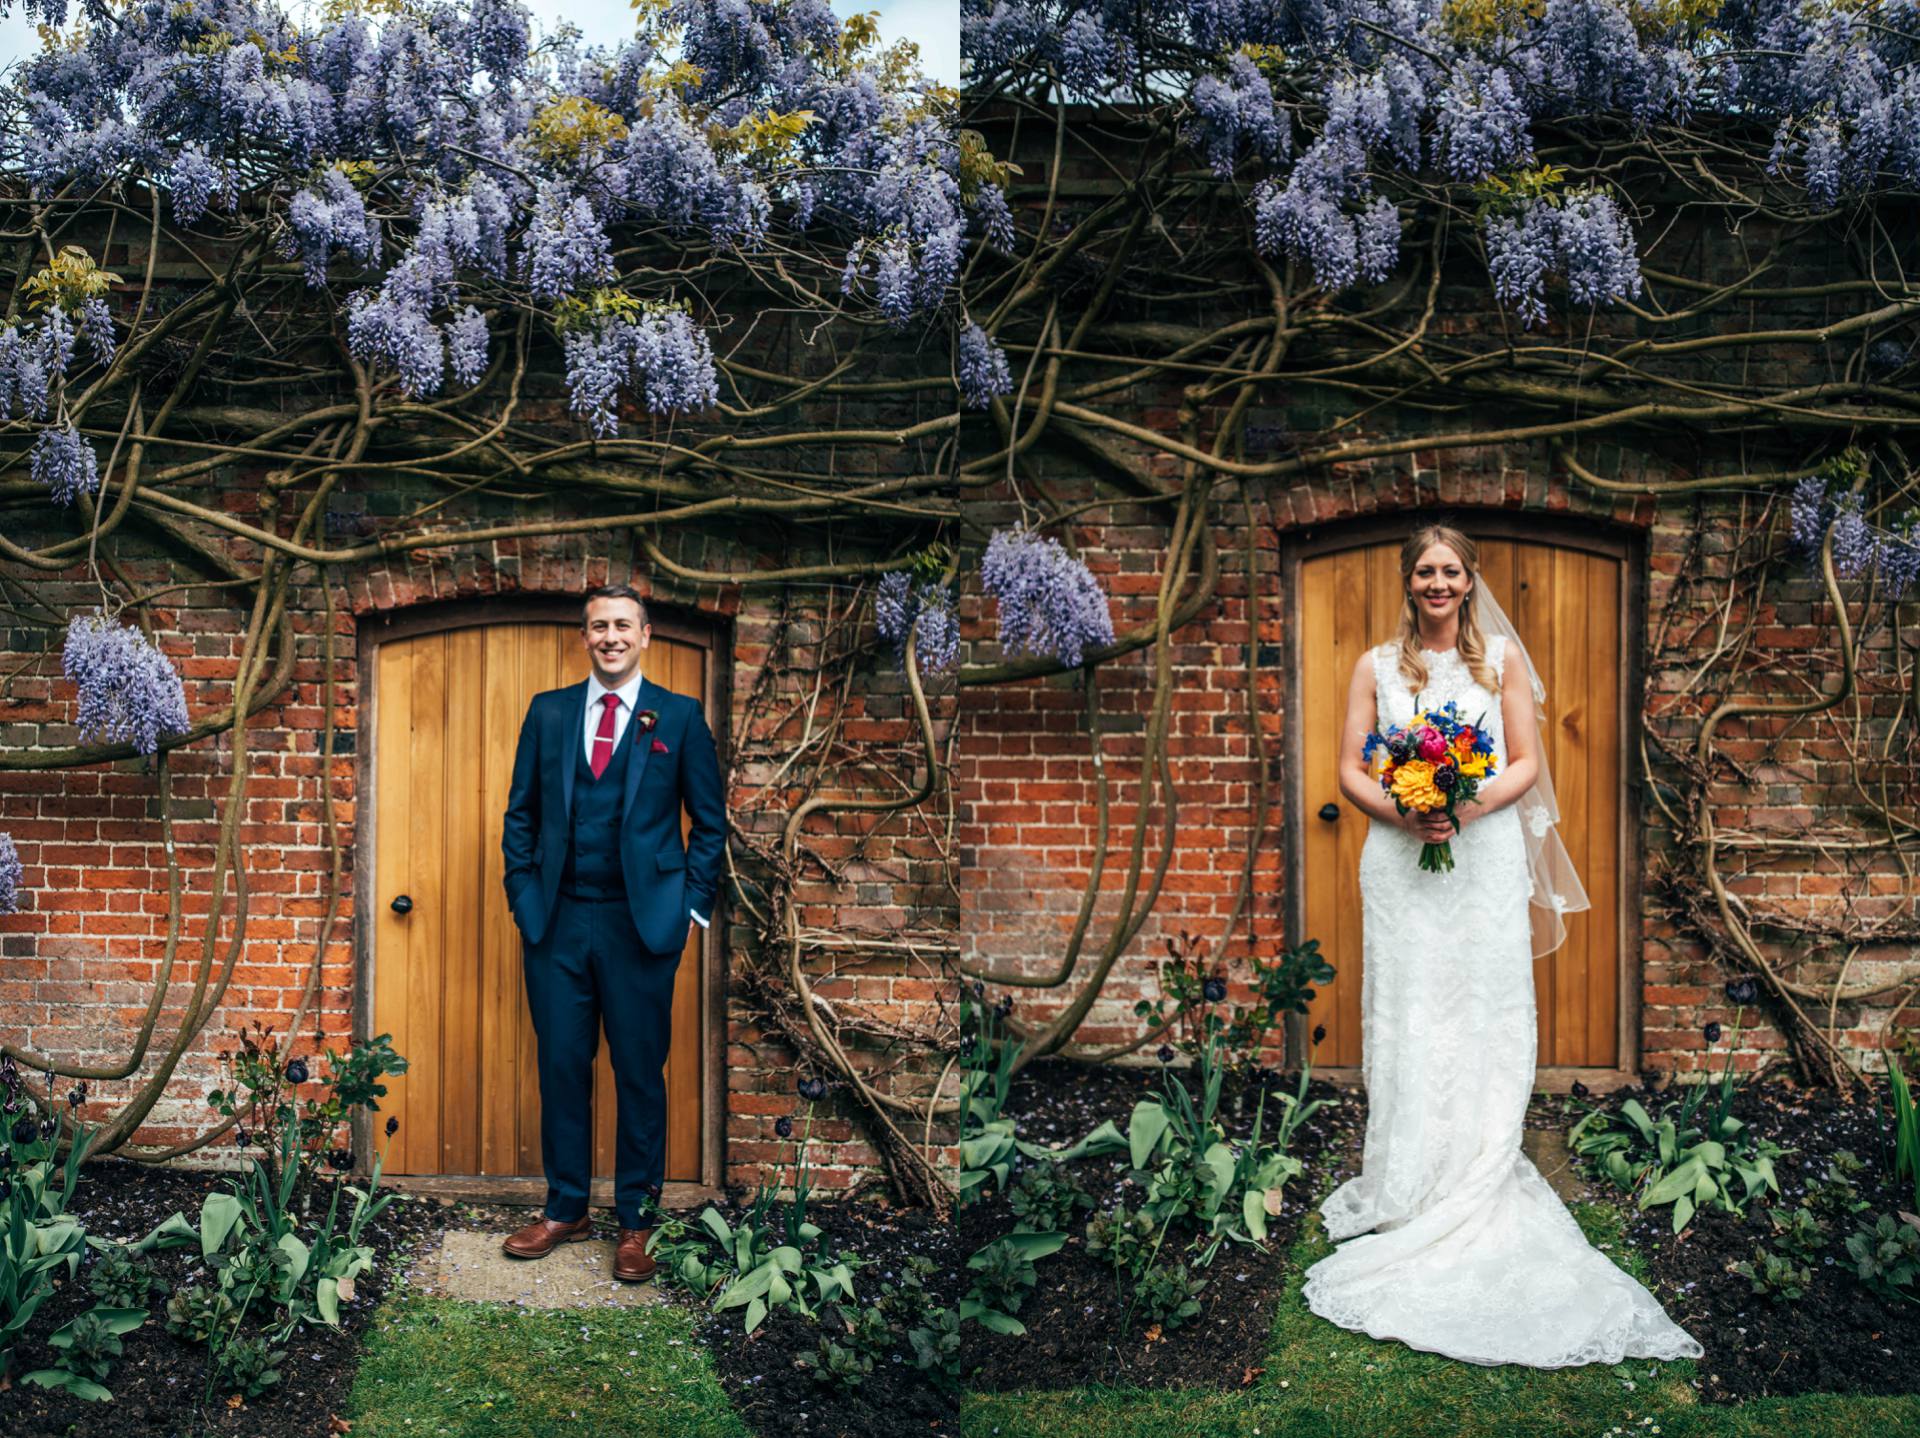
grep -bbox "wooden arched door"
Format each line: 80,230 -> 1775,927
1292,527 -> 1631,1077
366,613 -> 712,1192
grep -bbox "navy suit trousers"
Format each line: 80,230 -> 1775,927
522,891 -> 680,1229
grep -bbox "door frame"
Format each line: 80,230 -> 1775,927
1276,512 -> 1647,1095
350,594 -> 729,1205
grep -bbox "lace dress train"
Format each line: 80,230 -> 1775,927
1298,637 -> 1705,1369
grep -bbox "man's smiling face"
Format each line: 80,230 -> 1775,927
583,595 -> 649,686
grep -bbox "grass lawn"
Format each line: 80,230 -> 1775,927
961,1174 -> 1920,1438
345,1292 -> 749,1438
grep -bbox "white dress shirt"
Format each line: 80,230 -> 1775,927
585,669 -> 708,930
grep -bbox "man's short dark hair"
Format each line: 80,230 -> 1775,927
582,583 -> 649,629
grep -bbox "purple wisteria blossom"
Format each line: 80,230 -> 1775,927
1186,52 -> 1290,180
875,572 -> 960,677
0,832 -> 20,915
167,146 -> 221,224
284,168 -> 381,286
523,182 -> 616,303
448,305 -> 488,387
1485,189 -> 1643,329
1829,494 -> 1883,581
958,322 -> 1013,409
32,424 -> 99,506
1790,476 -> 1832,553
561,303 -> 719,436
79,296 -> 115,367
980,527 -> 1116,670
62,611 -> 191,756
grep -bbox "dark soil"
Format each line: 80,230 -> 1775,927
960,1055 -> 1363,1392
0,1155 -> 446,1438
1585,1068 -> 1920,1405
655,1194 -> 961,1438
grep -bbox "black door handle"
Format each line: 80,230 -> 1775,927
1318,803 -> 1340,822
390,894 -> 413,915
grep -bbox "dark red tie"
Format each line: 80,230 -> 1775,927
590,693 -> 620,779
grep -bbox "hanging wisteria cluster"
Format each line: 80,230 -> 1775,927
963,0 -> 1920,322
0,0 -> 986,434
979,527 -> 1117,669
958,321 -> 1014,409
875,571 -> 962,677
60,612 -> 192,757
1789,473 -> 1920,602
0,832 -> 20,915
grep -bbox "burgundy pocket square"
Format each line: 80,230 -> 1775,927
651,738 -> 669,753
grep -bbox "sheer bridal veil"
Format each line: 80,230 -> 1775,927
1466,577 -> 1592,958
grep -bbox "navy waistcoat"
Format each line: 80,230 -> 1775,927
560,715 -> 633,896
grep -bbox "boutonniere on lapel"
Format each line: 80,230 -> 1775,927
636,709 -> 667,753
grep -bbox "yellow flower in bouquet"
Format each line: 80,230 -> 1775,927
1389,760 -> 1444,812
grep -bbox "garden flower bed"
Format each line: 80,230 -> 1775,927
960,1054 -> 1362,1392
1595,1067 -> 1920,1404
0,1155 -> 444,1438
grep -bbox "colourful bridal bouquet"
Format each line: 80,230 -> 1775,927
1362,700 -> 1498,873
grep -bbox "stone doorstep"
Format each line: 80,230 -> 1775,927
412,1228 -> 668,1309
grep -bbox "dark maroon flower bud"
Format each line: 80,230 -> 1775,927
235,1129 -> 250,1147
385,1115 -> 399,1138
67,1084 -> 86,1108
36,1118 -> 53,1140
993,993 -> 1014,1017
10,1115 -> 36,1146
1312,1024 -> 1327,1046
775,1116 -> 793,1139
1570,1080 -> 1590,1099
327,1148 -> 354,1171
1725,978 -> 1758,1006
797,1076 -> 828,1101
284,1059 -> 309,1085
1703,1021 -> 1722,1044
1157,1045 -> 1175,1064
1203,978 -> 1227,1003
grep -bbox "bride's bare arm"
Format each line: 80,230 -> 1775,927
1463,643 -> 1542,824
1337,651 -> 1437,836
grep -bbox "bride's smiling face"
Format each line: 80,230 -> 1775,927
1409,543 -> 1472,629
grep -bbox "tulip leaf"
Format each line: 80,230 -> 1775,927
1243,1188 -> 1268,1243
744,1296 -> 768,1334
1671,1192 -> 1695,1234
316,1276 -> 340,1326
698,1207 -> 733,1246
1128,1100 -> 1171,1171
199,1192 -> 244,1258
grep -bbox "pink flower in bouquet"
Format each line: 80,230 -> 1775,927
1417,727 -> 1448,762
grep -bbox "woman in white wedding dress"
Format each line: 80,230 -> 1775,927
1298,523 -> 1705,1368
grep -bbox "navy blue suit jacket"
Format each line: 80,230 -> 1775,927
501,674 -> 726,954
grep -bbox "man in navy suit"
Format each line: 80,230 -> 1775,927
497,584 -> 725,1281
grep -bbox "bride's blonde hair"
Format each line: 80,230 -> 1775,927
1389,523 -> 1501,698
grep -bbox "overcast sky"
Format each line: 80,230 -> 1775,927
0,0 -> 957,86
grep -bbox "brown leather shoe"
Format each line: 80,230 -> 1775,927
613,1226 -> 657,1282
501,1212 -> 593,1259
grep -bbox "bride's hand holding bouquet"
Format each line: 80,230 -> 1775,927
1362,700 -> 1498,874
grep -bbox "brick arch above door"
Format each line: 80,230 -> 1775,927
1279,514 -> 1647,1091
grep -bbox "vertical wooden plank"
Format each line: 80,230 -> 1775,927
516,625 -> 554,1175
1298,550 -> 1346,1065
440,625 -> 485,1174
479,623 -> 522,1175
1514,542 -> 1559,1062
1550,544 -> 1591,1065
405,634 -> 447,1176
373,642 -> 414,1171
1586,554 -> 1622,1066
666,638 -> 703,1181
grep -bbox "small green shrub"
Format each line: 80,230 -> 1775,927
1006,1158 -> 1095,1233
1804,1149 -> 1872,1224
164,1284 -> 236,1344
215,1334 -> 285,1398
1844,1211 -> 1920,1303
85,1243 -> 158,1309
1132,1260 -> 1207,1331
1731,1245 -> 1812,1302
959,1230 -> 1065,1336
1085,1202 -> 1160,1279
799,1335 -> 874,1389
1764,1204 -> 1828,1263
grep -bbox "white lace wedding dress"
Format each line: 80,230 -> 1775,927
1298,636 -> 1705,1368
